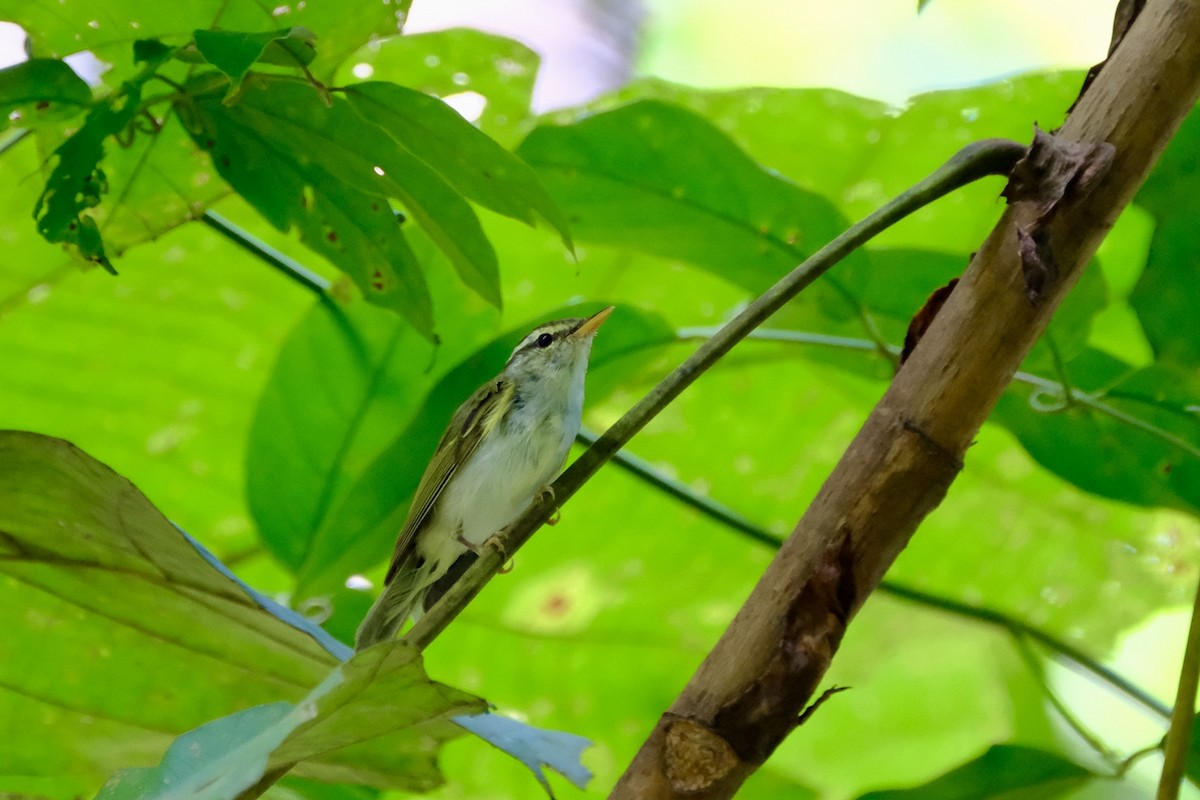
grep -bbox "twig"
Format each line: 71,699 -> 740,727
201,210 -> 331,295
403,137 -> 1027,650
1013,632 -> 1119,765
1157,576 -> 1200,799
677,328 -> 1200,469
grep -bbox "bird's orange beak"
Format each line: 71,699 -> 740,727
571,305 -> 614,339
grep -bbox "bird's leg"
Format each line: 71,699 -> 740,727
538,484 -> 561,526
454,532 -> 483,555
454,523 -> 483,555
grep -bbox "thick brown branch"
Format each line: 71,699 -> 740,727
610,2 -> 1200,797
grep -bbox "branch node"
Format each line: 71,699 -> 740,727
899,418 -> 963,470
662,716 -> 740,793
709,534 -> 856,763
1001,127 -> 1115,302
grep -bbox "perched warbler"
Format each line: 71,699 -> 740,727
355,306 -> 614,649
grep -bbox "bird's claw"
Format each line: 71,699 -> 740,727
485,532 -> 514,573
537,484 -> 561,526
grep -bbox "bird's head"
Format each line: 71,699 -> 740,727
503,306 -> 614,390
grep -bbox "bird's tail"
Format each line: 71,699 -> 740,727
354,564 -> 426,650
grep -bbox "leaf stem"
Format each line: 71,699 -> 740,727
677,327 -> 1200,465
201,210 -> 331,294
574,426 -> 1172,723
0,128 -> 31,158
403,137 -> 1028,650
1012,631 -> 1119,765
1157,575 -> 1200,799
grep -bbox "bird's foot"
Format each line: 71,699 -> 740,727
484,532 -> 515,573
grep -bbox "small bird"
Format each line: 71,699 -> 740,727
354,306 -> 614,650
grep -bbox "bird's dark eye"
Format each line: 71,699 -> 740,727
536,332 -> 554,348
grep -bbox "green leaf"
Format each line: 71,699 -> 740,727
993,349 -> 1200,515
1131,105 -> 1200,372
245,295 -> 496,574
180,73 -> 508,333
517,99 -> 849,296
0,429 -> 332,793
33,90 -> 139,273
32,47 -> 176,272
344,81 -> 571,248
0,429 -> 592,796
337,29 -> 540,147
97,702 -> 301,800
0,58 -> 91,131
4,0 -> 408,86
193,28 -> 318,101
855,744 -> 1099,799
99,642 -> 482,798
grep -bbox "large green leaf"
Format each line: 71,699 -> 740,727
563,74 -> 1080,254
0,133 -> 318,562
994,350 -> 1200,515
98,642 -> 479,799
855,744 -> 1099,799
0,429 -> 600,797
182,74 -> 432,335
1130,105 -> 1200,372
517,99 -> 849,297
245,295 -> 496,575
344,81 -> 570,246
0,429 -> 329,795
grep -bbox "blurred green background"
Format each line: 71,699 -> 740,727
1,0 -> 1197,798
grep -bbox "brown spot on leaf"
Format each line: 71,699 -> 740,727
36,100 -> 50,110
220,155 -> 231,168
542,593 -> 569,616
327,231 -> 337,242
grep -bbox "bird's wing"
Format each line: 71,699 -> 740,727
383,375 -> 515,584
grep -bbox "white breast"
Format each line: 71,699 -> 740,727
440,357 -> 587,548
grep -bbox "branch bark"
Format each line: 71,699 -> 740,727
610,2 -> 1200,797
